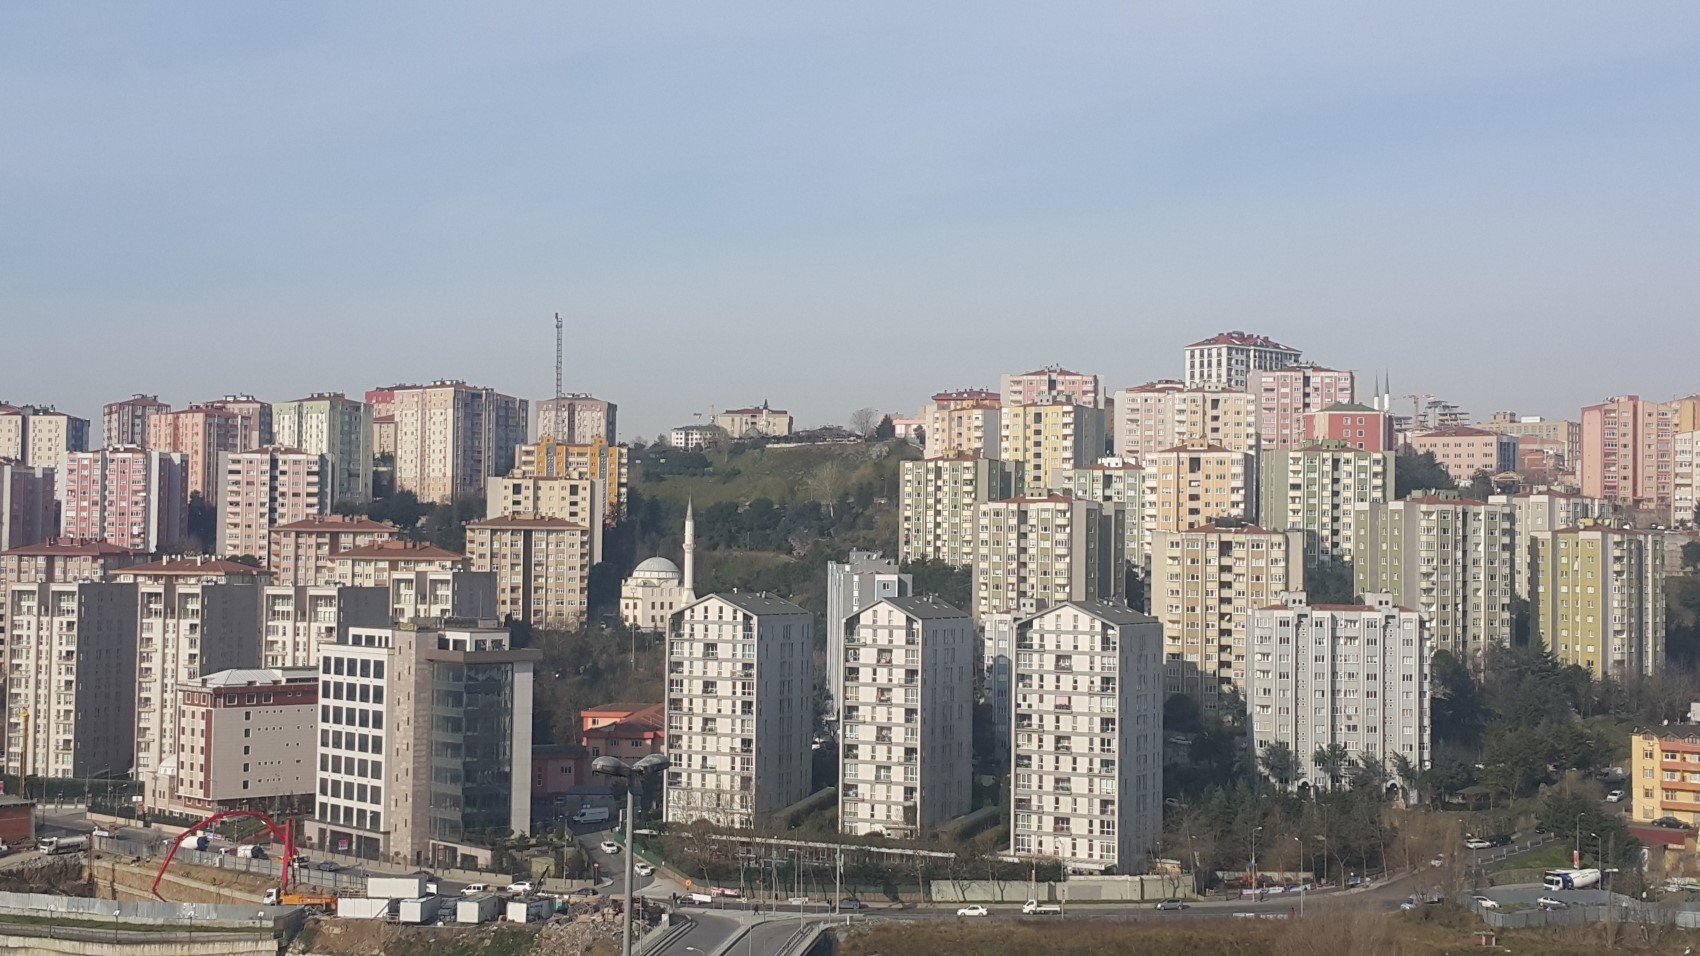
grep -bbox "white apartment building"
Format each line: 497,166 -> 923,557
1247,592 -> 1429,794
923,390 -> 1002,459
217,446 -> 327,559
260,585 -> 389,670
167,668 -> 317,816
971,496 -> 1118,621
465,515 -> 592,630
1111,381 -> 1257,464
825,552 -> 911,714
1674,431 -> 1698,526
273,393 -> 374,505
1010,600 -> 1163,873
1351,496 -> 1515,669
982,612 -> 1018,762
1257,443 -> 1393,570
713,402 -> 792,439
1151,524 -> 1303,717
898,456 -> 1010,567
1183,331 -> 1301,391
664,593 -> 813,829
838,596 -> 972,838
314,620 -> 537,867
1488,491 -> 1615,598
1000,402 -> 1106,496
387,381 -> 529,503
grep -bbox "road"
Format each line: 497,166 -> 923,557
651,911 -> 743,955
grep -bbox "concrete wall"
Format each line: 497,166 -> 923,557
0,925 -> 278,956
927,874 -> 1187,903
0,889 -> 286,928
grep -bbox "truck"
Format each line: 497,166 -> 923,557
1542,868 -> 1602,891
570,806 -> 611,825
37,836 -> 88,855
263,889 -> 338,910
235,845 -> 267,859
1022,899 -> 1062,915
177,834 -> 209,852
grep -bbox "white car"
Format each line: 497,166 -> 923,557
505,881 -> 534,894
634,862 -> 654,877
788,896 -> 810,906
1471,895 -> 1499,910
1430,854 -> 1445,867
1606,790 -> 1626,803
956,904 -> 989,917
461,883 -> 492,896
1463,838 -> 1492,850
598,840 -> 621,854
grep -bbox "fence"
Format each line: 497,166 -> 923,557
927,875 -> 1187,904
95,836 -> 370,895
0,888 -> 292,929
1482,896 -> 1700,931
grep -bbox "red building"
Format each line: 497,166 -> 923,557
1306,402 -> 1394,452
580,702 -> 665,762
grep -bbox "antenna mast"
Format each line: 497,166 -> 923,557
554,312 -> 563,401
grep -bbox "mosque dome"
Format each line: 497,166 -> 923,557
630,556 -> 682,583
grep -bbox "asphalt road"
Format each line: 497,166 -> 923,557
653,911 -> 743,955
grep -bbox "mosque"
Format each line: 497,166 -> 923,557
619,501 -> 696,632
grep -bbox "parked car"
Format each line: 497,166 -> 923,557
634,862 -> 654,877
1653,816 -> 1696,831
1537,897 -> 1568,910
1167,734 -> 1191,745
1163,798 -> 1182,809
462,883 -> 492,896
506,881 -> 534,894
91,827 -> 117,838
599,840 -> 621,854
1399,900 -> 1417,911
1606,790 -> 1626,803
1471,895 -> 1500,910
787,896 -> 810,906
1156,898 -> 1189,911
956,904 -> 989,917
837,898 -> 866,911
1463,838 -> 1492,850
289,855 -> 310,868
315,860 -> 340,872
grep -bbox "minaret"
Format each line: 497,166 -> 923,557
682,498 -> 696,594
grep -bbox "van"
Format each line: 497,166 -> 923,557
462,883 -> 492,896
571,807 -> 611,825
686,892 -> 714,905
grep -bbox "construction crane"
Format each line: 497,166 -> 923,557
150,808 -> 299,902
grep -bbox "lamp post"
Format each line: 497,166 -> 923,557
593,754 -> 670,956
1574,811 -> 1585,868
1250,826 -> 1263,896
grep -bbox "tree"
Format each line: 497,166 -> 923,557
872,415 -> 896,441
1163,694 -> 1203,735
901,559 -> 973,611
185,492 -> 216,552
1393,450 -> 1456,498
1259,741 -> 1299,789
848,407 -> 879,437
1682,541 -> 1700,572
1390,752 -> 1423,805
1349,754 -> 1390,796
1312,743 -> 1350,790
1465,469 -> 1495,500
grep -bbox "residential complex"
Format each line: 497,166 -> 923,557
1248,592 -> 1430,793
1406,426 -> 1518,484
1307,402 -> 1395,452
465,515 -> 592,630
1529,525 -> 1665,678
164,668 -> 318,816
1488,492 -> 1614,597
273,393 -> 374,504
1151,524 -> 1303,717
898,456 -> 1010,567
0,462 -> 57,552
102,394 -> 170,448
148,404 -> 241,497
713,402 -> 792,439
1000,401 -> 1106,495
1111,381 -> 1257,464
1580,395 -> 1686,513
1480,413 -> 1581,480
0,406 -> 89,496
1250,364 -> 1354,451
1183,331 -> 1300,391
922,389 -> 1002,459
512,436 -> 627,523
1142,442 -> 1254,548
216,446 -> 327,559
205,395 -> 273,450
1631,705 -> 1700,830
664,593 -> 814,829
485,470 -> 604,560
60,447 -> 188,554
1000,366 -> 1101,409
384,380 -> 529,503
825,551 -> 912,713
1063,459 -> 1146,574
1258,443 -> 1393,570
1010,600 -> 1163,873
838,596 -> 972,838
267,514 -> 398,587
536,394 -> 617,445
329,540 -> 466,589
971,496 -> 1117,620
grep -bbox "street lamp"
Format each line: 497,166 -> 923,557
1250,826 -> 1263,894
1574,811 -> 1586,867
593,754 -> 670,956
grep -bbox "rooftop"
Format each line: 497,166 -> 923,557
1,538 -> 143,558
1318,401 -> 1378,413
119,556 -> 263,576
272,514 -> 397,533
192,667 -> 317,687
1186,331 -> 1298,352
467,515 -> 589,530
864,595 -> 968,620
698,591 -> 810,616
332,540 -> 464,561
1029,599 -> 1156,627
1412,426 -> 1496,438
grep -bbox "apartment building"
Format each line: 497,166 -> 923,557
217,447 -> 327,559
1631,706 -> 1700,830
1250,364 -> 1355,451
898,456 -> 1010,567
147,405 -> 241,497
664,593 -> 814,829
1258,443 -> 1393,570
273,393 -> 374,505
313,620 -> 538,866
838,596 -> 972,838
1111,381 -> 1257,465
536,394 -> 617,445
0,406 -> 89,498
267,514 -> 397,587
713,402 -> 792,439
1676,431 -> 1699,525
1406,426 -> 1518,485
1142,442 -> 1254,546
165,668 -> 317,816
1000,366 -> 1101,409
205,395 -> 273,450
923,390 -> 1002,459
1010,600 -> 1163,873
258,585 -> 389,670
668,425 -> 720,450
1351,496 -> 1515,669
1307,403 -> 1395,453
0,538 -> 145,620
971,496 -> 1118,621
0,462 -> 56,552
60,447 -> 188,554
1184,331 -> 1301,391
1000,402 -> 1106,496
1151,524 -> 1302,717
1247,592 -> 1429,793
1581,395 -> 1680,512
2,580 -> 138,778
387,380 -> 529,503
825,552 -> 912,714
465,516 -> 591,630
102,395 -> 171,448
513,436 -> 627,523
329,540 -> 466,589
1530,526 -> 1665,679
1487,492 -> 1614,597
484,472 -> 603,562
1063,459 -> 1146,574
1481,413 -> 1581,479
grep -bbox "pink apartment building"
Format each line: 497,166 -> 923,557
102,394 -> 171,448
148,405 -> 242,497
60,446 -> 188,553
1250,364 -> 1355,450
1000,365 -> 1101,408
1581,395 -> 1681,510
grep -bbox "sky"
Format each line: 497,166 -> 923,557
4,3 -> 1698,441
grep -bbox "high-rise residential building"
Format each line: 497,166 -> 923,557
1063,459 -> 1146,577
313,619 -> 538,865
536,394 -> 617,445
1111,381 -> 1257,465
923,390 -> 1002,459
1010,600 -> 1163,873
1580,395 -> 1680,512
1151,524 -> 1302,716
387,380 -> 529,503
1351,496 -> 1515,669
1248,592 -> 1429,793
258,584 -> 390,669
60,447 -> 188,554
0,538 -> 145,627
329,540 -> 465,589
484,472 -> 603,563
1306,403 -> 1395,453
465,516 -> 591,630
1142,442 -> 1254,548
1250,364 -> 1355,451
825,552 -> 912,714
838,596 -> 972,838
981,612 -> 1019,761
267,514 -> 397,587
713,402 -> 792,439
971,496 -> 1118,621
1677,431 -> 1700,526
1530,525 -> 1665,679
205,395 -> 272,450
216,447 -> 327,560
1487,492 -> 1614,598
1184,331 -> 1301,391
148,404 -> 241,498
1258,443 -> 1393,570
513,436 -> 627,523
1000,366 -> 1101,409
164,668 -> 317,816
621,504 -> 697,633
1000,402 -> 1106,495
1480,413 -> 1581,480
1406,426 -> 1518,485
0,406 -> 90,498
898,456 -> 1010,567
664,593 -> 814,829
112,558 -> 264,803
0,462 -> 56,552
2,580 -> 139,778
273,393 -> 374,505
102,395 -> 171,448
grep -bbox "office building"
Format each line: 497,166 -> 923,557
217,446 -> 327,560
1250,364 -> 1355,451
825,551 -> 912,713
1258,443 -> 1393,570
103,395 -> 171,448
1530,525 -> 1665,679
165,668 -> 317,816
971,496 -> 1118,621
273,393 -> 374,505
1000,366 -> 1101,409
536,394 -> 617,445
1111,382 -> 1257,465
923,390 -> 1002,459
60,447 -> 187,554
386,381 -> 529,503
1184,331 -> 1300,391
465,515 -> 592,630
1000,402 -> 1106,495
898,456 -> 1010,567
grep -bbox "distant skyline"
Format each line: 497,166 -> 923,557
5,4 -> 1698,441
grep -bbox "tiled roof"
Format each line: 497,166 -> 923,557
332,540 -> 464,561
1186,331 -> 1298,351
272,515 -> 397,533
120,557 -> 262,576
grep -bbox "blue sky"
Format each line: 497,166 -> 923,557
4,4 -> 1698,440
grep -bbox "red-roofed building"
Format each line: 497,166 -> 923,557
999,366 -> 1101,409
1307,402 -> 1395,453
268,514 -> 398,586
924,389 -> 1002,459
1407,426 -> 1518,484
1184,332 -> 1301,391
1252,364 -> 1355,451
329,539 -> 465,589
580,702 -> 665,762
